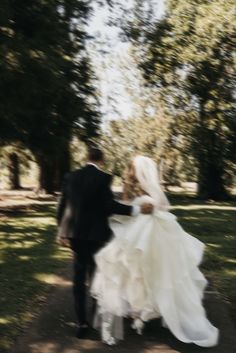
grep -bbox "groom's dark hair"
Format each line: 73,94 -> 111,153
87,146 -> 104,162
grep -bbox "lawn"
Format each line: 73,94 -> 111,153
0,196 -> 235,352
0,203 -> 71,352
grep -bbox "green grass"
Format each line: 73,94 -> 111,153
0,204 -> 71,352
0,196 -> 235,351
169,195 -> 236,324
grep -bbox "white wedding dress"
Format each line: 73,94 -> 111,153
91,156 -> 219,347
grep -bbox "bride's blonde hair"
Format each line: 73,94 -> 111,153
122,160 -> 145,200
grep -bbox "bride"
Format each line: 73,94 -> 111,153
91,155 -> 219,347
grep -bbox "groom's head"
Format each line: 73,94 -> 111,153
87,146 -> 104,164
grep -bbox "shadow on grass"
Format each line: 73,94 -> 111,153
0,203 -> 71,352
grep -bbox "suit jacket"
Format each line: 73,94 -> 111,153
57,164 -> 132,243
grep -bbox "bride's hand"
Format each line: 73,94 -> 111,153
141,203 -> 153,214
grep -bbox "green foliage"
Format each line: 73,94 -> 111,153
100,116 -> 166,176
100,114 -> 197,184
0,1 -> 100,191
130,0 -> 236,199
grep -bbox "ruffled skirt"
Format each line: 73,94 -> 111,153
91,200 -> 219,347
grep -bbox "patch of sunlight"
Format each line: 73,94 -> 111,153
223,269 -> 236,276
4,242 -> 24,249
207,243 -> 221,248
0,232 -> 39,243
22,241 -> 37,248
18,255 -> 31,261
51,252 -> 71,261
5,241 -> 36,249
29,342 -> 61,353
224,235 -> 234,240
8,219 -> 28,225
0,231 -> 23,238
23,232 -> 42,237
0,317 -> 11,325
34,273 -> 57,284
8,217 -> 54,228
34,273 -> 72,287
178,216 -> 197,220
24,216 -> 55,224
226,259 -> 236,264
172,205 -> 236,211
0,235 -> 23,241
32,337 -> 106,351
224,268 -> 236,275
0,315 -> 18,325
21,310 -> 35,323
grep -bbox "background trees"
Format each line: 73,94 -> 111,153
0,0 -> 100,192
0,0 -> 235,199
127,0 -> 236,199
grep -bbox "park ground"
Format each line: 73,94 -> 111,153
0,189 -> 236,353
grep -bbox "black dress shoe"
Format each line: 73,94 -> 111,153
76,323 -> 89,339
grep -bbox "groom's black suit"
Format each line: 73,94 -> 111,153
57,164 -> 132,325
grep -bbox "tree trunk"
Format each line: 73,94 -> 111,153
54,142 -> 71,191
35,142 -> 71,193
37,155 -> 57,194
197,159 -> 228,200
195,104 -> 229,200
8,152 -> 21,190
196,127 -> 228,200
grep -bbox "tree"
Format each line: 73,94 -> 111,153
7,152 -> 21,190
0,0 -> 100,192
99,110 -> 196,187
0,144 -> 35,189
130,0 -> 236,199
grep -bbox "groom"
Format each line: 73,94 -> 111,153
57,146 -> 153,338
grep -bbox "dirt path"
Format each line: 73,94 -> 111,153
10,262 -> 236,353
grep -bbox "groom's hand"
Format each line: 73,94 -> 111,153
140,203 -> 153,214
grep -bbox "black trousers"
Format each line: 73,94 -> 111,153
71,240 -> 105,325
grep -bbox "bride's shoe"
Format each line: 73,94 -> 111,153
101,322 -> 117,346
131,318 -> 144,335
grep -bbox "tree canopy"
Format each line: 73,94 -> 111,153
0,0 -> 100,192
128,0 -> 236,199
